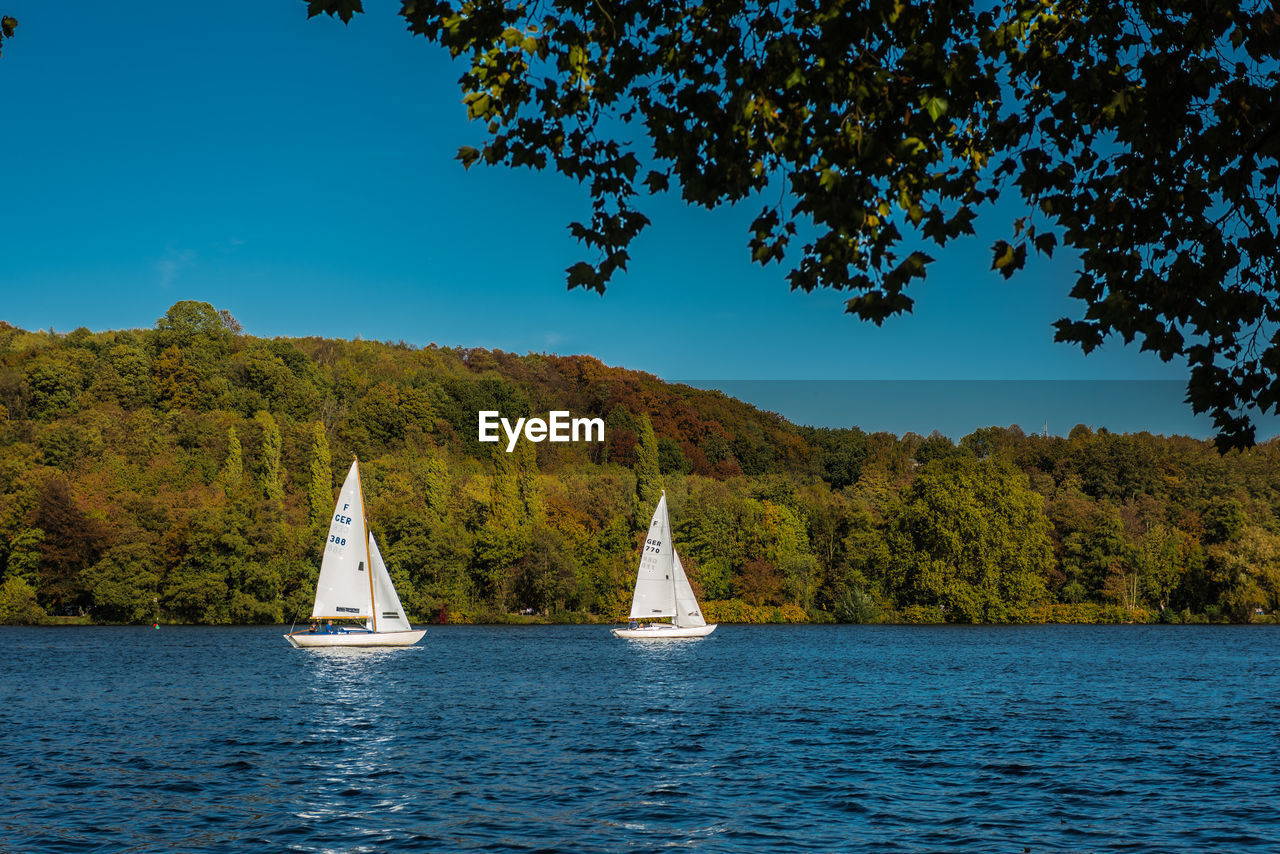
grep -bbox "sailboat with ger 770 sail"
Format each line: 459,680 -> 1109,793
284,459 -> 425,648
612,491 -> 717,639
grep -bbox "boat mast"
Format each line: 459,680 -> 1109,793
358,457 -> 378,633
664,491 -> 679,627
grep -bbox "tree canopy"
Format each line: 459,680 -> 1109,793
3,303 -> 1280,626
303,0 -> 1280,448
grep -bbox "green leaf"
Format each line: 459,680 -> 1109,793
305,0 -> 363,24
991,240 -> 1027,279
643,170 -> 669,193
565,261 -> 604,293
920,95 -> 948,123
1033,232 -> 1056,257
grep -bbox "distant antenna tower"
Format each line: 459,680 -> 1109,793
1043,421 -> 1048,438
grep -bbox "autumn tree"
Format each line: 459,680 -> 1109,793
31,477 -> 110,614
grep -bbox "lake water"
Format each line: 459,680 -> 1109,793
4,624 -> 1278,852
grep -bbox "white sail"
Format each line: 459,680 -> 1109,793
672,549 -> 706,628
311,460 -> 373,620
629,492 -> 676,618
368,533 -> 412,632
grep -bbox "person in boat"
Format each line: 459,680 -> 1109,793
325,620 -> 334,634
307,621 -> 318,633
629,619 -> 639,630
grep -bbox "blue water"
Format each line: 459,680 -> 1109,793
3,625 -> 1278,852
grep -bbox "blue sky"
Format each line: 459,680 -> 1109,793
1,2 -> 1255,438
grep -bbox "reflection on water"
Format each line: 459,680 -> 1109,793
3,625 -> 1280,852
292,645 -> 427,848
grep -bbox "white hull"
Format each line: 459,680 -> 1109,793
285,629 -> 426,648
610,623 -> 717,639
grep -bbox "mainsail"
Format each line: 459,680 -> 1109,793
629,493 -> 677,618
311,460 -> 372,620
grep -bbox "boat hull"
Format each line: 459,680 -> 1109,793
610,623 -> 717,639
284,629 -> 426,648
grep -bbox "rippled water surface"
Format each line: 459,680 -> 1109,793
4,625 -> 1279,852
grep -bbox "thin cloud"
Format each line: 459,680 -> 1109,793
155,246 -> 196,288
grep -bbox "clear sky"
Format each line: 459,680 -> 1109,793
2,2 -> 1257,439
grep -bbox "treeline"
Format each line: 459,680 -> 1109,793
1,301 -> 1278,625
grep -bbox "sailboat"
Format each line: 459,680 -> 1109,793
611,491 -> 717,639
285,459 -> 426,648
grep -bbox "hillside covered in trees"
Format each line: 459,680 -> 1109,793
1,301 -> 1278,626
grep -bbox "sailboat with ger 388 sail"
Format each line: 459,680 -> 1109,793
284,459 -> 425,648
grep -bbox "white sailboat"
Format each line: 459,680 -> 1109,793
285,459 -> 425,648
612,491 -> 717,639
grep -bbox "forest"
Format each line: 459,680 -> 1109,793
1,301 -> 1278,626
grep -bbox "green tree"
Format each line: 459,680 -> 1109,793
85,542 -> 161,623
472,448 -> 532,611
0,575 -> 46,624
308,421 -> 332,527
220,426 -> 244,496
1207,526 -> 1280,621
25,352 -> 89,418
154,300 -> 232,351
656,436 -> 690,476
153,346 -> 205,410
215,425 -> 241,496
1135,524 -> 1192,613
94,343 -> 154,409
231,343 -> 322,419
833,586 -> 879,624
812,427 -> 867,490
255,410 -> 284,505
309,0 -> 1280,446
514,439 -> 544,521
886,457 -> 1052,621
1202,497 -> 1247,545
512,524 -> 576,613
1057,507 -> 1134,604
634,415 -> 662,510
4,528 -> 44,588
